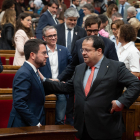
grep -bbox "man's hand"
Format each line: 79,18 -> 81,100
38,70 -> 44,81
110,100 -> 124,114
49,79 -> 59,82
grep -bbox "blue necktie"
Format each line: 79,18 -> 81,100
67,29 -> 71,52
36,71 -> 41,83
121,5 -> 124,17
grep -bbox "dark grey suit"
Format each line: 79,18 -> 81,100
43,56 -> 140,139
54,23 -> 87,54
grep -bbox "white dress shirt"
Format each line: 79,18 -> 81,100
48,10 -> 57,24
47,45 -> 59,79
119,2 -> 126,13
64,23 -> 74,48
110,35 -> 121,52
117,41 -> 140,72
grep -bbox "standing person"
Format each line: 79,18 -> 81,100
70,0 -> 80,9
104,3 -> 118,37
0,9 -> 16,50
54,8 -> 87,55
13,13 -> 34,66
57,0 -> 67,23
0,0 -> 15,23
110,19 -> 124,51
118,0 -> 130,21
39,26 -> 72,125
54,7 -> 87,125
57,16 -> 118,82
117,24 -> 140,77
36,0 -> 59,39
40,35 -> 140,140
8,39 -> 48,128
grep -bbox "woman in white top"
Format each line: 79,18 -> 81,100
13,13 -> 34,66
117,24 -> 140,77
110,19 -> 124,52
0,0 -> 15,23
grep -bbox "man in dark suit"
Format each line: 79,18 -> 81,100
54,7 -> 87,54
36,0 -> 59,39
55,16 -> 118,123
8,39 -> 48,127
57,16 -> 118,81
41,35 -> 140,140
54,7 -> 86,125
39,26 -> 72,125
70,0 -> 80,9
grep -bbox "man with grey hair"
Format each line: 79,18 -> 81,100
127,6 -> 137,20
39,26 -> 72,125
54,7 -> 87,125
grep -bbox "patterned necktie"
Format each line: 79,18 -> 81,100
121,5 -> 124,17
67,29 -> 71,52
36,71 -> 41,83
84,67 -> 95,96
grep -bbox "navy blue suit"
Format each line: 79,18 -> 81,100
39,44 -> 72,124
58,35 -> 118,81
36,10 -> 58,39
8,62 -> 46,127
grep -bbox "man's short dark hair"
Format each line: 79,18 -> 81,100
85,16 -> 101,29
99,14 -> 108,23
24,39 -> 46,60
84,35 -> 105,53
82,3 -> 94,13
48,0 -> 59,7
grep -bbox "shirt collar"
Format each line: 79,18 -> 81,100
25,61 -> 37,73
64,22 -> 74,31
71,4 -> 76,8
46,45 -> 57,52
88,55 -> 104,69
120,2 -> 126,7
48,9 -> 56,18
122,41 -> 134,50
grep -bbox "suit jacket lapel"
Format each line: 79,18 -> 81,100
46,57 -> 52,77
86,57 -> 110,98
80,63 -> 88,97
24,62 -> 45,100
71,27 -> 78,52
62,23 -> 66,46
57,45 -> 62,75
47,10 -> 56,25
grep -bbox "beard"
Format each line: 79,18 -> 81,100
34,56 -> 46,67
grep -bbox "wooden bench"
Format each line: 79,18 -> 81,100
0,125 -> 77,140
2,65 -> 20,74
0,50 -> 15,65
0,88 -> 57,125
135,43 -> 140,50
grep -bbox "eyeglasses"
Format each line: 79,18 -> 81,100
80,48 -> 95,53
37,51 -> 48,56
44,34 -> 57,39
86,29 -> 99,33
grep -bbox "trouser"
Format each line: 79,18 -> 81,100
55,94 -> 67,125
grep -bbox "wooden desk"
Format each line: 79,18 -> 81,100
135,43 -> 140,50
0,125 -> 77,140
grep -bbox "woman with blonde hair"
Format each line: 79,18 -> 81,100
104,3 -> 118,37
128,17 -> 140,43
13,13 -> 34,66
110,19 -> 124,51
0,9 -> 16,50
